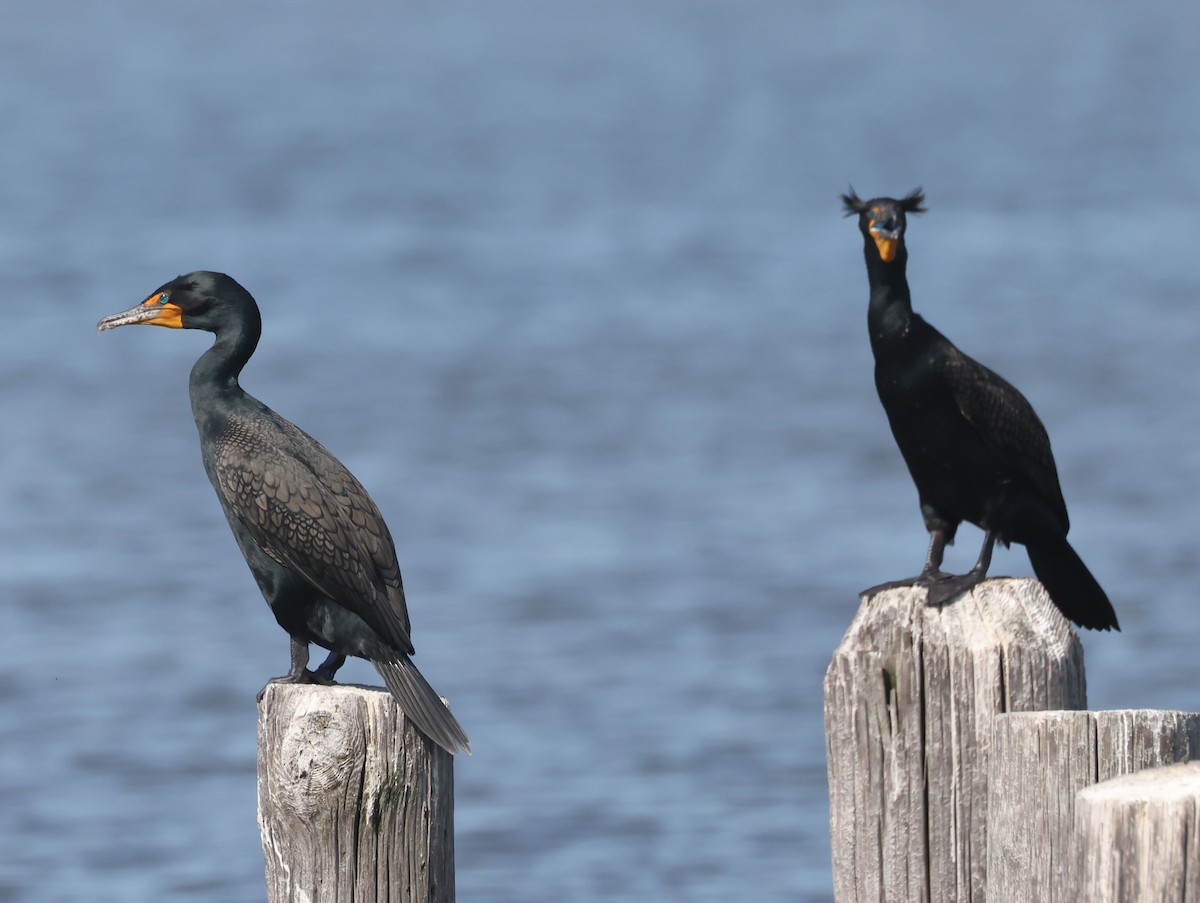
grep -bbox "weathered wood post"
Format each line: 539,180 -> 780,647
988,709 -> 1200,902
1073,761 -> 1200,901
823,578 -> 1086,903
257,683 -> 455,903
986,710 -> 1094,902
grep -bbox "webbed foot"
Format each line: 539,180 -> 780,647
256,638 -> 340,702
256,667 -> 337,702
921,571 -> 987,608
861,569 -> 954,598
862,530 -> 998,609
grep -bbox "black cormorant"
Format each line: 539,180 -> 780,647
98,271 -> 471,752
843,189 -> 1119,631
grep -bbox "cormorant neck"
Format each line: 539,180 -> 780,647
864,241 -> 914,346
188,315 -> 260,423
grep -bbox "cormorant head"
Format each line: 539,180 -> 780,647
97,271 -> 260,335
841,188 -> 925,263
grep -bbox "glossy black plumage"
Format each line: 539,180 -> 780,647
98,271 -> 470,752
844,189 -> 1119,631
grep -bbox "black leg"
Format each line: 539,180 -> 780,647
314,652 -> 346,683
863,528 -> 999,607
923,531 -> 997,608
862,528 -> 953,596
967,531 -> 996,577
918,529 -> 950,579
286,636 -> 310,679
257,638 -> 335,701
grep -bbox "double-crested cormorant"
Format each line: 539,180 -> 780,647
98,271 -> 470,752
843,189 -> 1119,631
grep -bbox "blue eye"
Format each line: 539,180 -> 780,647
157,293 -> 170,304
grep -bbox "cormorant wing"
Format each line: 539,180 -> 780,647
266,414 -> 411,634
939,343 -> 1071,529
211,416 -> 415,654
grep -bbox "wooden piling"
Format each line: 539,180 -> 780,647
257,683 -> 455,903
1072,761 -> 1200,901
986,710 -> 1095,903
988,710 -> 1200,902
823,578 -> 1086,903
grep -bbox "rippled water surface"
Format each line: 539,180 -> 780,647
2,2 -> 1200,900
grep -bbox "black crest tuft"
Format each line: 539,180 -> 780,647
841,186 -> 869,217
841,186 -> 927,216
898,187 -> 926,214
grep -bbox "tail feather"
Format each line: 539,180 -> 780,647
1026,535 -> 1119,631
374,656 -> 471,755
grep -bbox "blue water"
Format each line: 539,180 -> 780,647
1,1 -> 1199,900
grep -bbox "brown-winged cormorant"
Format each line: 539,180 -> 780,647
844,189 -> 1119,631
98,271 -> 471,752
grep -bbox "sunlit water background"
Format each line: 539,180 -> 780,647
1,2 -> 1199,900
